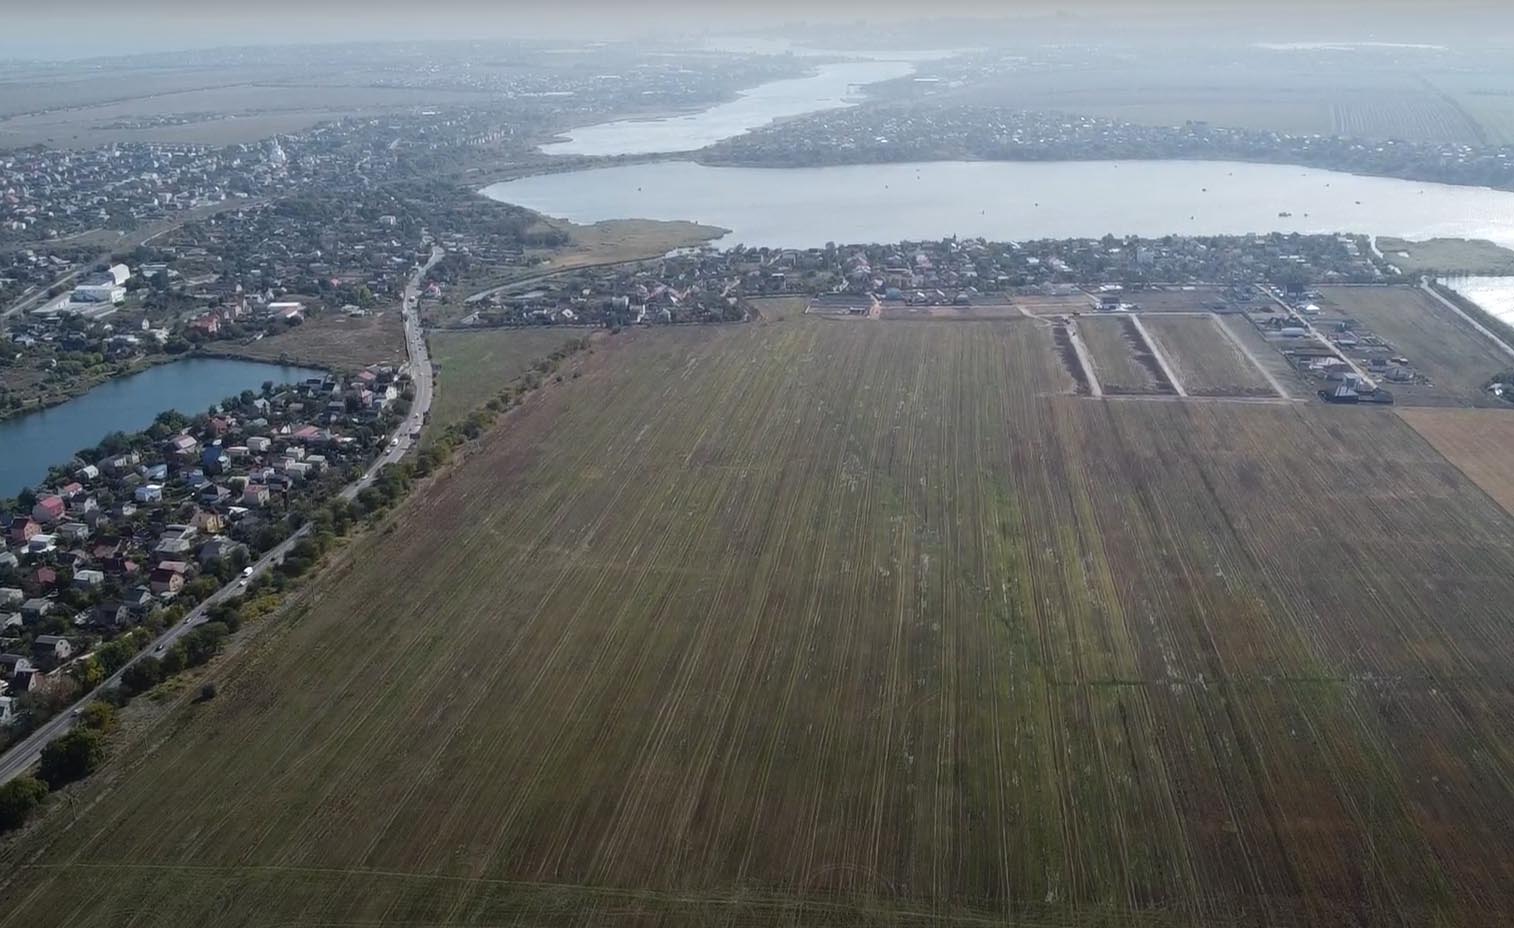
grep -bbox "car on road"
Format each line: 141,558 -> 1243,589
241,566 -> 254,578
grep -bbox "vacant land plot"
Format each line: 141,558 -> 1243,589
1079,314 -> 1173,394
1398,408 -> 1514,515
1142,314 -> 1278,396
879,302 -> 1021,320
1013,293 -> 1094,316
427,327 -> 581,437
7,317 -> 1514,927
1318,286 -> 1513,406
206,310 -> 406,371
1125,288 -> 1232,313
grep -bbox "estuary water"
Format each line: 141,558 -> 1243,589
485,159 -> 1514,250
540,60 -> 917,157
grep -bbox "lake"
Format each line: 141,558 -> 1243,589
1,357 -> 323,497
483,159 -> 1514,250
1442,276 -> 1514,326
539,60 -> 916,157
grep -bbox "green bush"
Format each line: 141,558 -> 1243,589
38,728 -> 105,788
0,777 -> 48,832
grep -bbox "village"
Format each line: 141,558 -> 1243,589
699,100 -> 1514,191
455,230 -> 1390,328
0,362 -> 413,737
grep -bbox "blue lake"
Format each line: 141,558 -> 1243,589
0,357 -> 323,497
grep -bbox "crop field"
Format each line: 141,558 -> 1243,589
1398,408 -> 1514,515
1329,98 -> 1486,143
7,317 -> 1514,926
1078,315 -> 1173,394
1141,314 -> 1279,397
1316,286 -> 1514,406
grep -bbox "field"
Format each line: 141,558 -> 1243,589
1316,286 -> 1514,406
1329,98 -> 1486,143
205,310 -> 407,371
530,218 -> 727,271
427,328 -> 583,435
7,316 -> 1514,926
1377,237 -> 1514,276
1078,314 -> 1173,394
1140,314 -> 1279,397
1398,408 -> 1514,515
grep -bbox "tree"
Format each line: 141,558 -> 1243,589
78,701 -> 117,733
38,728 -> 105,788
0,777 -> 48,832
121,656 -> 164,695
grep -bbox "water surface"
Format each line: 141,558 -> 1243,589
1,357 -> 323,497
1443,276 -> 1514,326
540,60 -> 915,157
485,159 -> 1514,249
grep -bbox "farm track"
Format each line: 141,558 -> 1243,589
5,319 -> 1514,926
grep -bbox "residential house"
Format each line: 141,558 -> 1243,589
190,509 -> 225,534
134,484 -> 164,504
197,536 -> 246,567
30,495 -> 65,524
149,562 -> 187,596
27,566 -> 57,591
153,524 -> 199,558
57,521 -> 91,543
102,452 -> 140,476
92,602 -> 132,630
101,555 -> 140,578
7,518 -> 39,546
0,653 -> 32,680
121,587 -> 156,614
72,568 -> 105,590
20,598 -> 52,622
165,433 -> 200,459
32,635 -> 72,665
0,588 -> 21,608
241,483 -> 270,507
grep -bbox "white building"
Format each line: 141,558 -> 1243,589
71,284 -> 126,305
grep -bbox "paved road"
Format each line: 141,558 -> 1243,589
0,245 -> 443,786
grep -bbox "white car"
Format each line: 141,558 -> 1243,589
241,566 -> 254,578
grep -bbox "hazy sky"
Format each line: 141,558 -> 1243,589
3,1 -> 1512,60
